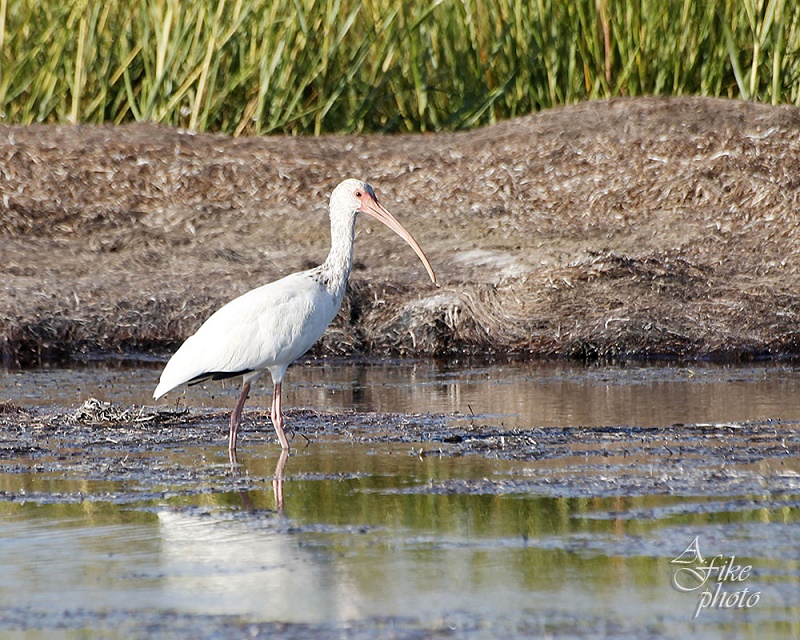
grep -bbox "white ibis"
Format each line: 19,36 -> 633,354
153,179 -> 436,457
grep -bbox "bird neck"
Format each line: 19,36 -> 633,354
319,213 -> 356,299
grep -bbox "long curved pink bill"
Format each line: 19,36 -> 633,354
362,199 -> 437,284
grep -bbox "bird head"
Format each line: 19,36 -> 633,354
329,178 -> 377,218
329,179 -> 436,284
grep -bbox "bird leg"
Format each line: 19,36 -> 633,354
271,381 -> 290,450
229,381 -> 251,459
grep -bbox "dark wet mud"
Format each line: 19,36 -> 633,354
4,397 -> 799,499
4,360 -> 800,499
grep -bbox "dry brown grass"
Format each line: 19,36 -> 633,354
3,96 -> 800,365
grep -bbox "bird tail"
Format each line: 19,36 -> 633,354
153,379 -> 173,400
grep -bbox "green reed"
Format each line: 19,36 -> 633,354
0,0 -> 798,135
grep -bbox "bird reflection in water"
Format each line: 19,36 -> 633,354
235,448 -> 289,515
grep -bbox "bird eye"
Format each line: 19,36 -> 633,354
354,190 -> 363,198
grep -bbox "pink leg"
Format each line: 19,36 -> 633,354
229,381 -> 251,458
271,381 -> 290,450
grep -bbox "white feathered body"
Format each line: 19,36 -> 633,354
152,179 -> 434,416
153,268 -> 343,399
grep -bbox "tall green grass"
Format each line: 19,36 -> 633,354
0,0 -> 798,135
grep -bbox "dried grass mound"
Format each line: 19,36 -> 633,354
2,96 -> 800,364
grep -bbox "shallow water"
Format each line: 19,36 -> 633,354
1,360 -> 800,638
8,358 -> 800,427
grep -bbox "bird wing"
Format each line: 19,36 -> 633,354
153,272 -> 339,398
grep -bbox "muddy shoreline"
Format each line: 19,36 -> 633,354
4,96 -> 800,366
3,397 -> 798,499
